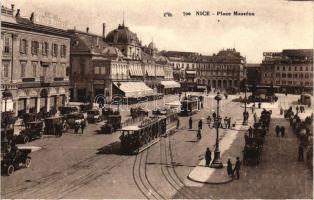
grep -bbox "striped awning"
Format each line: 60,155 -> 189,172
160,81 -> 181,89
114,82 -> 154,98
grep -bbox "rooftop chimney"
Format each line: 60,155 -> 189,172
86,27 -> 89,33
15,9 -> 20,17
30,12 -> 34,22
102,23 -> 106,38
11,4 -> 15,15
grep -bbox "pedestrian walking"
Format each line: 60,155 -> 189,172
74,123 -> 80,134
296,105 -> 299,113
224,117 -> 228,129
189,117 -> 193,129
228,117 -> 231,129
227,158 -> 233,177
258,102 -> 261,109
207,116 -> 212,127
280,126 -> 285,137
212,111 -> 217,120
298,145 -> 304,161
198,119 -> 203,130
197,129 -> 202,141
248,126 -> 253,138
253,113 -> 257,123
205,148 -> 212,167
176,118 -> 180,129
233,157 -> 241,179
81,120 -> 86,134
275,125 -> 281,137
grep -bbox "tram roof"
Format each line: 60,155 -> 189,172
119,125 -> 141,131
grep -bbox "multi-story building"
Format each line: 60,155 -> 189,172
261,49 -> 313,93
162,49 -> 246,91
246,64 -> 261,86
161,51 -> 198,91
1,5 -> 71,116
104,23 -> 178,99
197,49 -> 246,90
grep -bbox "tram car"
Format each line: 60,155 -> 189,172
119,116 -> 167,154
180,96 -> 199,116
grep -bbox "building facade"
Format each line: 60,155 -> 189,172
69,23 -> 178,103
162,49 -> 246,91
261,49 -> 313,93
246,64 -> 261,86
1,5 -> 71,116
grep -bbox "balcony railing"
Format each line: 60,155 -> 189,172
40,76 -> 53,83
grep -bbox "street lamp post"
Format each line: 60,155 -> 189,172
211,92 -> 223,168
117,81 -> 121,112
2,89 -> 13,145
242,77 -> 248,125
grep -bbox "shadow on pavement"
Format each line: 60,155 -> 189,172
96,141 -> 122,155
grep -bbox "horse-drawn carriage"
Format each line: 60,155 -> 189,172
243,113 -> 269,166
243,145 -> 262,165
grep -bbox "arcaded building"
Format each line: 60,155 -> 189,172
1,5 -> 71,116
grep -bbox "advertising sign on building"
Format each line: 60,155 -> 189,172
34,11 -> 68,30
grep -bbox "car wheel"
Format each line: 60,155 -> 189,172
25,158 -> 31,168
7,165 -> 14,176
23,136 -> 29,144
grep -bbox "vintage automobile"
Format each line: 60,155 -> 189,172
248,89 -> 278,103
44,116 -> 65,136
1,145 -> 32,176
22,113 -> 38,125
298,93 -> 312,105
1,112 -> 16,153
130,107 -> 149,119
87,109 -> 102,123
65,113 -> 86,129
58,106 -> 79,116
102,107 -> 114,120
17,121 -> 44,143
226,87 -> 238,95
100,113 -> 122,134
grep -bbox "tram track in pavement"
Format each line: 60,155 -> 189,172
132,144 -> 166,199
159,134 -> 201,199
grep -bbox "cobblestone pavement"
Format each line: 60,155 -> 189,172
1,94 -> 313,199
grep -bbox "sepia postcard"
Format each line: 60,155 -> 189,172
0,0 -> 313,199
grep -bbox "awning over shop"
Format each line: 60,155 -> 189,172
160,81 -> 181,89
113,82 -> 154,98
156,68 -> 165,76
197,85 -> 207,89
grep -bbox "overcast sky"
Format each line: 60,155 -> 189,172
2,0 -> 313,63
